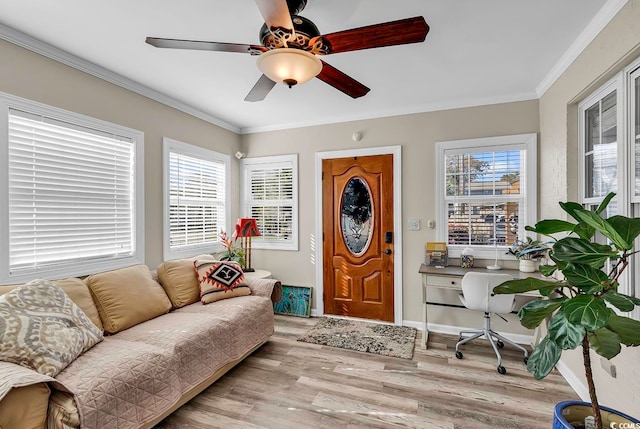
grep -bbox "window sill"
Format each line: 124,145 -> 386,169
1,254 -> 145,285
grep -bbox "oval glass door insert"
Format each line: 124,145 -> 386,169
341,177 -> 373,256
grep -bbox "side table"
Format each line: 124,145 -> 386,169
244,269 -> 272,280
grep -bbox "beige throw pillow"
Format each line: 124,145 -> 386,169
195,260 -> 251,304
0,279 -> 104,377
0,278 -> 103,331
85,265 -> 172,334
157,254 -> 215,308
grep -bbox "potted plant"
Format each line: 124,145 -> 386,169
217,230 -> 245,267
494,193 -> 640,429
508,236 -> 550,272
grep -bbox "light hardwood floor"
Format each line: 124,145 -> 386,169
156,315 -> 578,429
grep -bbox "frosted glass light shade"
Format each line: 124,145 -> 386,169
257,48 -> 322,87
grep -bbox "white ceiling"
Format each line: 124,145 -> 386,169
0,0 -> 617,133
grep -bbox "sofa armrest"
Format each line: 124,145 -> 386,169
0,362 -> 56,429
0,383 -> 50,429
244,277 -> 282,303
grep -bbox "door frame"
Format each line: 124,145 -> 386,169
314,145 -> 403,325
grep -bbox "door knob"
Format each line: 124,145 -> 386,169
384,249 -> 392,255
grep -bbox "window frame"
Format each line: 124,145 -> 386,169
578,76 -> 625,208
240,154 -> 299,251
0,92 -> 145,284
628,62 -> 640,313
162,137 -> 230,261
629,64 -> 640,205
435,133 -> 537,259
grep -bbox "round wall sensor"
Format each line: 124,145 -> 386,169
352,132 -> 363,142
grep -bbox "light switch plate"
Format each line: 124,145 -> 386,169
408,218 -> 421,231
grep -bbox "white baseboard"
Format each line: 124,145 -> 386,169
401,320 -> 423,330
556,358 -> 589,401
402,320 -> 534,345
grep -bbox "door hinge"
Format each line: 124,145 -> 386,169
322,172 -> 324,180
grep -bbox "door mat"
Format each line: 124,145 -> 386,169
297,317 -> 417,359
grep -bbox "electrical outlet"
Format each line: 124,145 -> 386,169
407,218 -> 421,231
600,357 -> 617,378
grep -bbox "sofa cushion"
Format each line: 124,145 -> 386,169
48,389 -> 80,429
55,337 -> 181,429
157,254 -> 215,308
85,265 -> 171,334
0,280 -> 104,377
0,278 -> 103,331
195,260 -> 251,304
118,295 -> 275,393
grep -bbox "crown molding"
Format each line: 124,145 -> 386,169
239,92 -> 538,134
0,23 -> 240,134
536,0 -> 629,97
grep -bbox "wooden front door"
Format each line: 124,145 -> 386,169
322,154 -> 394,322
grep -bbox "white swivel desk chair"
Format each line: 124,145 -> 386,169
454,272 -> 529,374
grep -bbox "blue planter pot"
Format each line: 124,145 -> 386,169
553,401 -> 640,428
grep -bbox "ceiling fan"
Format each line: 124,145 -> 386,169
146,0 -> 429,102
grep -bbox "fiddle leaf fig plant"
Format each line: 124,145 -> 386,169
493,193 -> 640,429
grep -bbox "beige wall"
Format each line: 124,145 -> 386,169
242,100 -> 539,334
0,39 -> 241,270
539,0 -> 640,417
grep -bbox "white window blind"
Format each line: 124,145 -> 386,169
241,155 -> 298,250
435,134 -> 537,259
444,149 -> 524,246
7,108 -> 137,275
581,89 -> 618,203
163,138 -> 229,260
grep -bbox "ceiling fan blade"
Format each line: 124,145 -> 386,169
316,16 -> 429,55
146,37 -> 266,54
316,61 -> 370,99
254,0 -> 294,32
244,74 -> 277,102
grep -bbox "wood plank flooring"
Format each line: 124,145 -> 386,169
156,316 -> 578,429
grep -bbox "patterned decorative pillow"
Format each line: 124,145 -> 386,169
194,260 -> 251,304
0,279 -> 104,377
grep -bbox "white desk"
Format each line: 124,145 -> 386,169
419,264 -> 543,349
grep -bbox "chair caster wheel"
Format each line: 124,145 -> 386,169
455,351 -> 463,359
497,365 -> 506,375
496,340 -> 504,348
524,357 -> 528,364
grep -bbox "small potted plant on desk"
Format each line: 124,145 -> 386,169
494,193 -> 640,429
508,237 -> 550,272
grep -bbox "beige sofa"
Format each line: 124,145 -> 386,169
0,258 -> 282,429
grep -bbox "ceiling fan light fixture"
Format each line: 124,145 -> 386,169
257,48 -> 322,88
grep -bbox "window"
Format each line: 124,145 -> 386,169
163,138 -> 230,260
240,155 -> 298,250
632,65 -> 640,311
579,59 -> 640,314
579,78 -> 621,207
0,93 -> 144,283
435,134 -> 537,259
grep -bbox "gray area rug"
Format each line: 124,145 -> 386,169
297,317 -> 417,359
